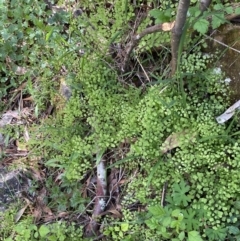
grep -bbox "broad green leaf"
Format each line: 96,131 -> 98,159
39,225 -> 50,237
171,220 -> 179,229
161,226 -> 167,233
193,19 -> 209,34
119,231 -> 123,238
225,6 -> 233,14
188,6 -> 199,17
171,180 -> 192,207
182,209 -> 200,231
149,8 -> 172,24
148,205 -> 165,217
34,231 -> 39,238
179,231 -> 185,241
212,13 -> 226,29
235,7 -> 240,15
149,9 -> 162,18
145,219 -> 157,229
161,228 -> 171,239
188,231 -> 203,241
194,10 -> 201,17
172,209 -> 181,217
234,201 -> 240,210
228,226 -> 240,235
162,216 -> 171,227
213,3 -> 224,11
121,223 -> 129,232
114,226 -> 120,231
205,227 -> 227,240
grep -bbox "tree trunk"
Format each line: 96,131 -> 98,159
171,0 -> 190,76
199,0 -> 212,12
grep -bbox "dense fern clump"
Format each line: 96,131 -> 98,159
35,43 -> 240,240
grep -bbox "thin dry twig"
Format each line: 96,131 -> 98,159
105,167 -> 125,208
205,34 -> 240,54
161,182 -> 167,207
135,55 -> 151,83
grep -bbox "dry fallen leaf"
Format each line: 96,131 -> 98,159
29,167 -> 44,181
33,205 -> 43,223
0,110 -> 20,127
161,130 -> 197,153
24,126 -> 30,142
11,82 -> 27,93
15,66 -> 28,75
33,187 -> 47,222
15,199 -> 30,222
105,209 -> 122,218
16,140 -> 28,151
23,96 -> 34,101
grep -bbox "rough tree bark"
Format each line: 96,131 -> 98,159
171,0 -> 190,76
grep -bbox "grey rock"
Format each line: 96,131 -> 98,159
0,168 -> 29,212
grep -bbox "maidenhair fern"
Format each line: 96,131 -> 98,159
27,1 -> 240,240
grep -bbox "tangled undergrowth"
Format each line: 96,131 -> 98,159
1,0 -> 240,241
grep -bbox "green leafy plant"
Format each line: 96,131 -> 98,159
149,8 -> 173,24
4,221 -> 84,241
190,2 -> 240,34
145,205 -> 204,241
103,222 -> 130,240
167,180 -> 193,207
2,0 -> 240,240
144,180 -> 205,240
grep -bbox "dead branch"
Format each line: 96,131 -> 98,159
121,23 -> 174,72
85,159 -> 107,237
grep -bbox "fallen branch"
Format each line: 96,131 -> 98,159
85,159 -> 107,237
